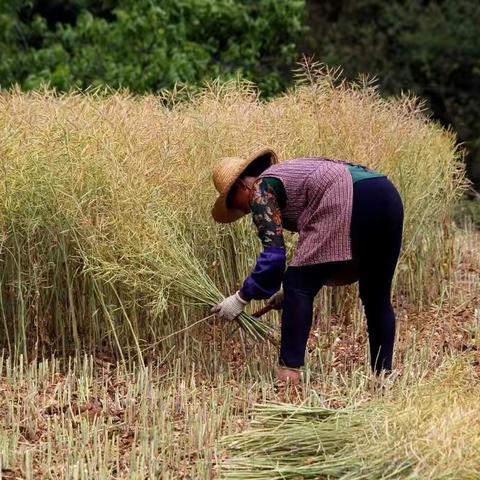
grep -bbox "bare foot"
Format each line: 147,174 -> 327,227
276,366 -> 302,385
275,367 -> 303,402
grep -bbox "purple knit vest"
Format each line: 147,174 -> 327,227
259,158 -> 353,266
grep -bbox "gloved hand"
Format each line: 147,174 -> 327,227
268,288 -> 284,310
210,291 -> 248,321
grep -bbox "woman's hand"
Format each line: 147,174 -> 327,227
210,291 -> 248,321
268,288 -> 284,310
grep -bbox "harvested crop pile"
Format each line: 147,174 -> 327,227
222,358 -> 480,479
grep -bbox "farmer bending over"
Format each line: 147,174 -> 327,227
211,149 -> 404,384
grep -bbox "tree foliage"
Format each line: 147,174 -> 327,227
305,0 -> 480,185
0,0 -> 306,96
1,0 -> 480,185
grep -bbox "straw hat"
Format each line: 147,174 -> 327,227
211,148 -> 278,223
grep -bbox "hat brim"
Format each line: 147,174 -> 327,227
211,148 -> 278,223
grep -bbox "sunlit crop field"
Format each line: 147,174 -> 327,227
0,70 -> 477,479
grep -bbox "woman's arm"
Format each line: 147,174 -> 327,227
239,179 -> 287,301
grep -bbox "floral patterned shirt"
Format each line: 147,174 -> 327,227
250,177 -> 286,249
239,177 -> 287,301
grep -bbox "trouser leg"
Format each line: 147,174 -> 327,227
279,265 -> 328,368
279,290 -> 314,368
359,282 -> 396,372
352,177 -> 404,373
358,215 -> 402,372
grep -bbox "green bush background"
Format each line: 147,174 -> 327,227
0,0 -> 305,96
1,0 -> 480,187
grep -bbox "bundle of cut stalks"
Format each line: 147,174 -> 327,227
221,403 -> 410,479
221,359 -> 480,479
81,217 -> 277,344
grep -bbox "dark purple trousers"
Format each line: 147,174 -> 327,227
280,177 -> 404,373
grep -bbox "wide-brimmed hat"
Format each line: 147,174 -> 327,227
211,148 -> 278,223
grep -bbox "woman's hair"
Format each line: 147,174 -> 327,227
240,153 -> 273,179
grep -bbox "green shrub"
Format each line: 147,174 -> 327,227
0,0 -> 306,96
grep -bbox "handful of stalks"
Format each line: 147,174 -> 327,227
160,224 -> 277,342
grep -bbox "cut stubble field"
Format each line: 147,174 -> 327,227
0,230 -> 478,479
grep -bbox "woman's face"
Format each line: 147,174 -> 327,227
228,179 -> 252,214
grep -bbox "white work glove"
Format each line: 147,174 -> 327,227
210,291 -> 248,321
268,287 -> 284,310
